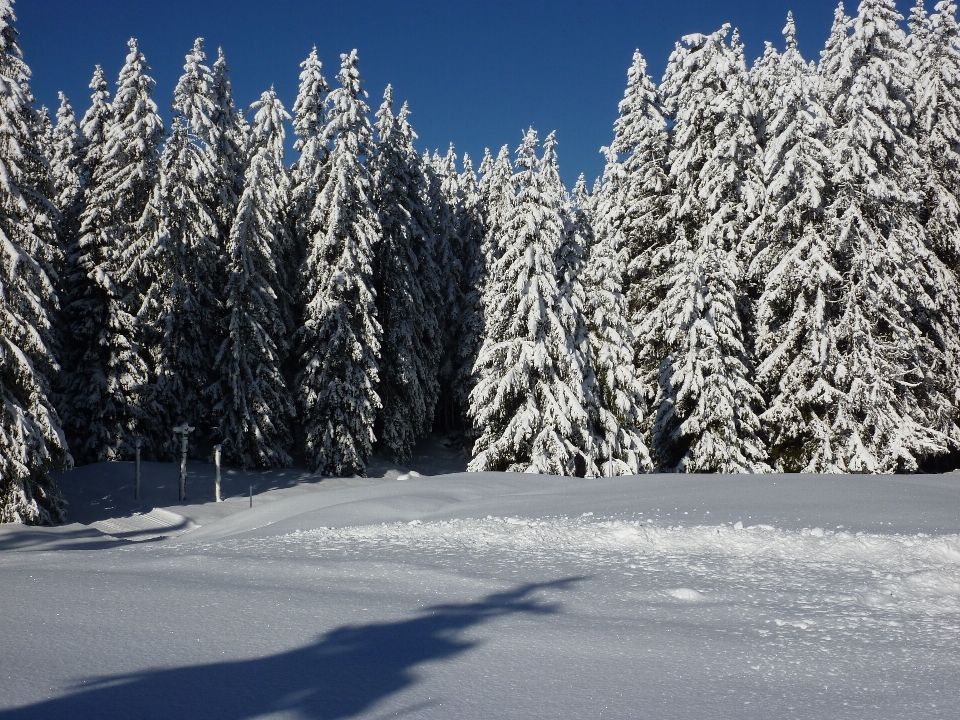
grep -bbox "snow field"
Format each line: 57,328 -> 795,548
4,468 -> 960,718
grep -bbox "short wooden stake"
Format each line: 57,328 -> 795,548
135,438 -> 141,501
213,444 -> 222,502
249,485 -> 253,508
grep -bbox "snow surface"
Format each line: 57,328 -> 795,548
2,443 -> 960,718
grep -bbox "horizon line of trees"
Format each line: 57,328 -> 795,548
3,0 -> 960,525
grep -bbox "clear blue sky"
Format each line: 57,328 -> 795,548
20,0 -> 861,186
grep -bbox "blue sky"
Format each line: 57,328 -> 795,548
20,0 -> 859,185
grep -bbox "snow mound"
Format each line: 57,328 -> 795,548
91,508 -> 192,540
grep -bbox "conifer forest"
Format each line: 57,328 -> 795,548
4,0 -> 960,524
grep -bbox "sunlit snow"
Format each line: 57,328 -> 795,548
1,449 -> 959,718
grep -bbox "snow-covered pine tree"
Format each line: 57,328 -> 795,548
645,26 -> 769,473
287,49 -> 331,369
35,103 -> 52,160
469,129 -> 590,475
428,145 -> 471,431
65,39 -> 163,462
915,2 -> 960,278
819,3 -> 852,109
76,65 -> 112,190
908,0 -> 931,68
0,0 -> 70,523
56,66 -> 111,444
137,39 -> 223,454
209,89 -> 294,469
916,2 -> 960,420
593,50 -> 669,398
476,144 -> 514,318
452,153 -> 484,429
295,50 -> 381,476
289,46 -> 330,266
821,0 -> 958,471
371,87 -> 443,462
49,93 -> 82,235
208,48 -> 246,241
750,40 -> 782,147
580,183 -> 652,474
140,119 -> 219,455
543,133 -> 599,472
750,15 -> 846,472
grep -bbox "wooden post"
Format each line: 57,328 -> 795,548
172,424 -> 195,502
249,485 -> 253,508
135,438 -> 141,500
214,444 -> 222,502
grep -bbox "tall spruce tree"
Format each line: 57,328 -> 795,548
820,0 -> 958,471
594,50 -> 669,399
452,153 -> 484,430
908,0 -> 931,67
750,41 -> 783,146
209,89 -> 294,469
296,50 -> 381,476
916,2 -> 960,271
819,3 -> 852,109
0,0 -> 70,523
469,129 -> 590,474
49,93 -> 81,235
208,48 -> 246,244
582,157 -> 653,473
645,26 -> 768,473
429,145 -> 469,431
57,66 -> 110,445
290,47 -> 330,256
371,87 -> 443,461
137,40 -> 223,454
66,39 -> 163,462
477,144 -> 514,321
750,15 -> 846,472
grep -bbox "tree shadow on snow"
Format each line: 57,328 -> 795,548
0,578 -> 582,720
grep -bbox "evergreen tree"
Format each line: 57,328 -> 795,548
916,1 -> 960,269
49,93 -> 81,231
135,41 -> 225,454
750,41 -> 782,146
469,129 -> 590,475
580,189 -> 652,474
819,3 -> 852,109
477,144 -> 514,318
66,39 -> 163,462
296,50 -> 381,476
428,145 -> 470,431
821,0 -> 957,471
290,46 -> 330,245
646,26 -> 769,473
209,89 -> 294,469
56,66 -> 111,446
76,65 -> 112,190
371,87 -> 443,461
208,48 -> 246,240
0,0 -> 70,523
544,134 -> 598,473
594,50 -> 669,395
452,152 -> 484,428
751,15 -> 846,472
908,0 -> 931,67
